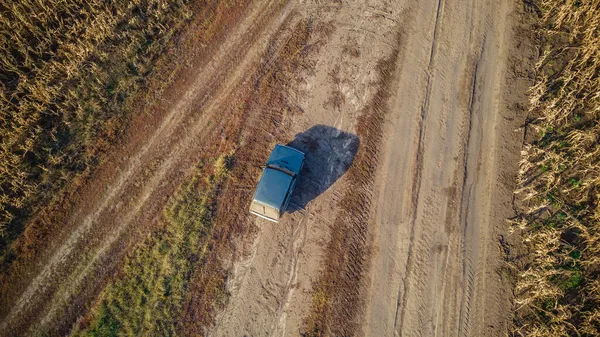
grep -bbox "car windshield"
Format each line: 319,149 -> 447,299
266,164 -> 295,177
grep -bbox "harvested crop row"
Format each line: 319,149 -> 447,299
0,0 -> 192,255
511,1 -> 600,336
302,34 -> 402,336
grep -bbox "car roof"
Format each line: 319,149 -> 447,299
266,144 -> 304,176
252,168 -> 293,210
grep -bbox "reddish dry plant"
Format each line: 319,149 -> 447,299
179,19 -> 316,335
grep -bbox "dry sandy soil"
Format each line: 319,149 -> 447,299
0,0 -> 534,336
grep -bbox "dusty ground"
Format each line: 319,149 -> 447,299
212,1 -> 530,336
362,0 -> 534,336
0,0 -> 533,336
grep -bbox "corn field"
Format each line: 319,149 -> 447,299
512,0 -> 600,336
0,0 -> 192,244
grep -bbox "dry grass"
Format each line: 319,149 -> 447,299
511,1 -> 600,336
0,0 -> 193,255
303,34 -> 401,337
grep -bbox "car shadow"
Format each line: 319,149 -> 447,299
285,124 -> 359,213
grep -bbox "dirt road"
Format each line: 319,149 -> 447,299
362,0 -> 530,336
211,0 -> 529,336
1,0 -> 530,335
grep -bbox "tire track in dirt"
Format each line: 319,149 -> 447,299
456,42 -> 483,337
322,34 -> 404,337
292,2 -> 408,335
457,1 -> 515,334
363,0 -> 519,336
393,0 -> 445,331
270,209 -> 309,336
0,1 -> 292,334
208,15 -> 320,335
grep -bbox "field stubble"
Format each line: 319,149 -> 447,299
0,0 -> 252,277
0,0 -> 190,247
511,0 -> 600,336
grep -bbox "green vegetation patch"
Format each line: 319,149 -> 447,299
73,156 -> 231,337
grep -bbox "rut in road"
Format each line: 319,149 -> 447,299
393,0 -> 445,331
